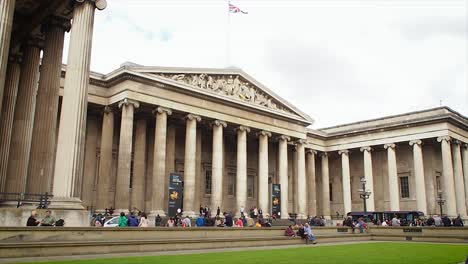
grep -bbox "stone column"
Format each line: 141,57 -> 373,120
320,152 -> 331,219
236,125 -> 250,217
183,114 -> 201,217
151,107 -> 172,217
27,17 -> 70,195
4,41 -> 42,194
360,146 -> 375,211
451,140 -> 466,217
409,140 -> 427,215
257,130 -> 271,215
437,136 -> 457,217
0,0 -> 16,119
211,120 -> 227,216
131,118 -> 147,211
306,149 -> 317,217
51,0 -> 106,208
339,149 -> 352,215
384,143 -> 400,211
296,139 -> 307,219
278,135 -> 290,219
96,107 -> 114,210
462,144 -> 468,211
0,54 -> 21,192
114,99 -> 139,213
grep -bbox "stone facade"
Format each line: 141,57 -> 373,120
0,1 -> 468,226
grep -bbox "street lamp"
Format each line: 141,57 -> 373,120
436,190 -> 445,216
358,177 -> 372,213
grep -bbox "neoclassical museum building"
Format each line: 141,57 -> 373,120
0,0 -> 467,226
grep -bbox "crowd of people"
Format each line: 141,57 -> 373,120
284,223 -> 317,244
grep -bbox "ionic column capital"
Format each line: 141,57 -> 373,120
186,113 -> 201,122
360,146 -> 372,153
296,139 -> 307,146
384,143 -> 396,150
153,106 -> 172,116
306,149 -> 317,155
118,98 -> 140,109
437,136 -> 451,143
235,125 -> 250,133
451,139 -> 461,146
409,140 -> 422,146
463,143 -> 468,149
319,151 -> 328,157
338,149 -> 349,156
103,105 -> 113,114
75,0 -> 107,10
211,120 -> 227,128
42,16 -> 72,33
257,130 -> 272,137
277,135 -> 291,142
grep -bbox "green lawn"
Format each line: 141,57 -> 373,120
22,242 -> 468,264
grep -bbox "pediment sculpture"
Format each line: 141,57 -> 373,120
156,73 -> 294,115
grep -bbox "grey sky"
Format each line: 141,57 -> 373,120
64,0 -> 467,128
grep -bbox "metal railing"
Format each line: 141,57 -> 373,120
0,192 -> 53,209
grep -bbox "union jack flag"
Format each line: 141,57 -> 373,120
229,2 -> 248,14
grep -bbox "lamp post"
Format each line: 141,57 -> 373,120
436,190 -> 445,216
358,177 -> 372,213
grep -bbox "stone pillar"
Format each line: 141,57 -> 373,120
339,149 -> 352,215
51,0 -> 106,209
384,143 -> 400,211
278,135 -> 290,219
306,149 -> 317,217
462,144 -> 468,211
27,17 -> 70,195
437,136 -> 457,217
96,107 -> 114,210
114,99 -> 139,213
151,107 -> 172,217
320,152 -> 331,219
0,54 -> 21,192
0,0 -> 16,119
296,139 -> 307,219
257,130 -> 271,215
183,114 -> 201,217
451,140 -> 466,217
360,146 -> 375,211
4,41 -> 42,194
131,118 -> 147,211
409,140 -> 427,215
211,120 -> 227,216
235,125 -> 250,217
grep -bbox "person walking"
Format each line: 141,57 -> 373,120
138,213 -> 149,227
118,212 -> 128,227
216,207 -> 221,217
391,215 -> 400,226
127,213 -> 139,227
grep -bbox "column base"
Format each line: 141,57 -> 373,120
183,210 -> 197,218
113,208 -> 129,216
296,213 -> 307,220
149,210 -> 166,218
48,197 -> 84,210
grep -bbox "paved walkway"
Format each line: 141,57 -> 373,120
0,241 -> 382,263
1,241 -> 466,264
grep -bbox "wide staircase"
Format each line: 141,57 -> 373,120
0,226 -> 366,258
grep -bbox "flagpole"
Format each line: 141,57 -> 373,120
226,0 -> 231,67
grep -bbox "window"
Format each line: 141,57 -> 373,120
399,176 -> 410,198
228,173 -> 236,196
204,170 -> 212,194
247,175 -> 255,198
329,183 -> 333,201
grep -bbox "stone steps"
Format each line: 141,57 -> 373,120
0,234 -> 369,258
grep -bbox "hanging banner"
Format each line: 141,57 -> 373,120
271,184 -> 281,218
168,173 -> 183,217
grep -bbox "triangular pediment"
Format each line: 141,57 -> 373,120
123,65 -> 314,124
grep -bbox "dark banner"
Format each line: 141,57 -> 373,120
168,173 -> 183,217
271,184 -> 281,217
